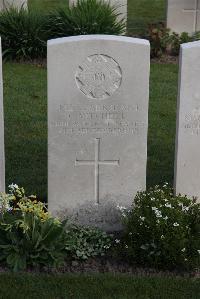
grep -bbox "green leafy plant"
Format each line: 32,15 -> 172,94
45,0 -> 126,39
148,22 -> 200,58
147,22 -> 170,58
164,32 -> 193,56
0,184 -> 66,271
0,7 -> 47,60
120,184 -> 200,270
65,223 -> 112,260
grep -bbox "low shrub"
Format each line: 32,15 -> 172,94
148,22 -> 170,58
0,184 -> 67,271
148,22 -> 200,58
65,223 -> 112,260
42,0 -> 126,39
168,32 -> 200,56
0,8 -> 47,60
121,184 -> 200,270
0,184 -> 113,271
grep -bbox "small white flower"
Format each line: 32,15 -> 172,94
129,232 -> 132,236
163,216 -> 168,220
165,203 -> 172,208
139,216 -> 145,221
173,222 -> 179,227
152,207 -> 157,211
181,248 -> 186,252
115,239 -> 120,244
140,245 -> 147,250
8,183 -> 19,191
197,250 -> 200,255
182,206 -> 189,212
161,235 -> 164,240
116,204 -> 126,211
125,245 -> 128,249
103,245 -> 110,249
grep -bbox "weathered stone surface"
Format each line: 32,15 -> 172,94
69,0 -> 127,22
167,0 -> 200,34
175,41 -> 200,201
48,35 -> 150,231
1,0 -> 27,10
0,39 -> 5,192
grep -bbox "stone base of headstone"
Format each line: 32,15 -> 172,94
55,196 -> 125,232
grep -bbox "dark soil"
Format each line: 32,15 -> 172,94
42,257 -> 200,278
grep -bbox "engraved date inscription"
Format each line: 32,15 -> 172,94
50,104 -> 146,136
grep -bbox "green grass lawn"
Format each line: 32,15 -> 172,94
3,62 -> 178,199
0,273 -> 199,299
128,0 -> 166,36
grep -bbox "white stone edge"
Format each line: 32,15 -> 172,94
48,35 -> 150,46
181,40 -> 200,49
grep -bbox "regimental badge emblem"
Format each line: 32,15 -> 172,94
75,54 -> 122,100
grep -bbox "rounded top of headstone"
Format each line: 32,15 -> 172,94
48,35 -> 150,46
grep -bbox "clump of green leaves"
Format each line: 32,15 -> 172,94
45,0 -> 126,39
0,7 -> 47,60
121,184 -> 200,270
148,22 -> 170,58
65,223 -> 112,260
0,184 -> 66,271
0,184 -> 113,271
148,22 -> 200,57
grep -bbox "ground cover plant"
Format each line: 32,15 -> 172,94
120,184 -> 200,270
0,184 -> 67,271
0,184 -> 112,271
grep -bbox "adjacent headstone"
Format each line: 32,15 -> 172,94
0,38 -> 5,192
1,0 -> 27,10
69,0 -> 127,22
174,41 -> 200,201
48,35 -> 150,231
167,0 -> 200,34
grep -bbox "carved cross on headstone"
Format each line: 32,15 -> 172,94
75,138 -> 120,204
183,0 -> 200,32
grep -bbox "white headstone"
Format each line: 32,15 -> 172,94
0,38 -> 5,192
48,35 -> 150,231
69,0 -> 127,22
175,41 -> 200,201
167,0 -> 200,34
2,0 -> 27,10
